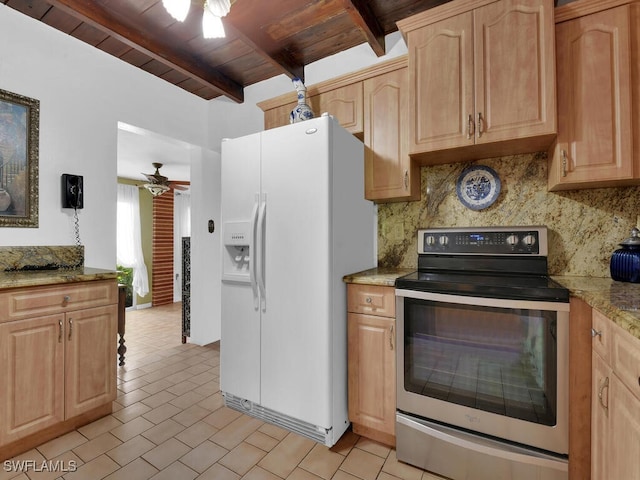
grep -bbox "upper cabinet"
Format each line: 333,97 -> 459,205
258,77 -> 364,136
364,64 -> 420,202
549,1 -> 640,191
309,83 -> 363,135
258,58 -> 420,203
397,0 -> 557,165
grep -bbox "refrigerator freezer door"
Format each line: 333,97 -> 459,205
220,281 -> 261,404
220,133 -> 262,405
258,118 -> 334,428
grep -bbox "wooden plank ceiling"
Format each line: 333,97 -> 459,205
2,0 -> 450,102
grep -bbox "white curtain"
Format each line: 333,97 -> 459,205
117,184 -> 149,297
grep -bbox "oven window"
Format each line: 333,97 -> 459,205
404,298 -> 558,426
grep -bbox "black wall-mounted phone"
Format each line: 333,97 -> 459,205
61,174 -> 84,209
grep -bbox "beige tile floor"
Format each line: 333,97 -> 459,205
1,302 -> 447,480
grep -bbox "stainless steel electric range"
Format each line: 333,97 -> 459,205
395,226 -> 569,480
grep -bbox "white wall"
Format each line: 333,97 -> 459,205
0,4 -> 208,269
189,149 -> 221,345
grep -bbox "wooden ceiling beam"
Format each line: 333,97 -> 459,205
223,19 -> 305,82
338,0 -> 385,57
46,0 -> 245,102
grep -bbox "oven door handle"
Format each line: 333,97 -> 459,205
395,288 -> 570,312
396,413 -> 568,472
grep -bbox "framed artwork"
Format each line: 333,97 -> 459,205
0,87 -> 39,227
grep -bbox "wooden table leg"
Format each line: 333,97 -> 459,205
118,285 -> 127,366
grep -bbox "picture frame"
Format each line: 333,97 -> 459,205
0,87 -> 39,227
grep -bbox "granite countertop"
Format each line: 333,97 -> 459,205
553,276 -> 640,340
344,268 -> 640,341
343,267 -> 414,287
0,267 -> 118,290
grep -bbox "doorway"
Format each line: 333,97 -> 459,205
116,122 -> 192,310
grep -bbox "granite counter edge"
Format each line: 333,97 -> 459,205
0,267 -> 118,290
343,267 -> 414,287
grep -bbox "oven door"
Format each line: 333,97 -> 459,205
395,288 -> 569,456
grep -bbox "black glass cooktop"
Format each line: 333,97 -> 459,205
396,270 -> 569,303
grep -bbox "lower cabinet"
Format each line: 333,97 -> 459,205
591,308 -> 640,480
65,305 -> 117,419
0,280 -> 117,457
347,283 -> 396,446
0,315 -> 65,444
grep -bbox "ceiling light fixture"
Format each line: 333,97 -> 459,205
162,0 -> 190,22
203,1 -> 227,38
144,183 -> 170,197
162,0 -> 232,38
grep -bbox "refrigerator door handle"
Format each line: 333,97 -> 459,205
257,193 -> 267,311
250,193 -> 260,310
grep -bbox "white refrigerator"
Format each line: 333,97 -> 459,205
220,115 -> 376,446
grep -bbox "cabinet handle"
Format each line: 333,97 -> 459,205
591,328 -> 602,338
365,296 -> 372,304
477,112 -> 483,137
389,325 -> 394,350
63,295 -> 71,305
404,170 -> 409,190
561,150 -> 568,177
598,376 -> 609,410
467,114 -> 475,139
58,320 -> 63,343
68,319 -> 73,340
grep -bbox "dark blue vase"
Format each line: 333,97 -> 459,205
610,227 -> 640,283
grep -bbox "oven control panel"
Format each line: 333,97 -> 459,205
418,226 -> 548,255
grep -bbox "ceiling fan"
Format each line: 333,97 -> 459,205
142,162 -> 189,196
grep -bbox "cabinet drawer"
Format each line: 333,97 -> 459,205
347,284 -> 395,317
611,320 -> 640,401
0,280 -> 117,322
592,309 -> 612,363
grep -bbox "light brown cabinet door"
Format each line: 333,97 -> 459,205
65,305 -> 117,418
609,374 -> 640,480
309,83 -> 363,135
347,312 -> 396,442
550,6 -> 634,190
408,11 -> 474,153
364,68 -> 419,202
0,315 -> 65,445
474,0 -> 556,144
591,351 -> 611,480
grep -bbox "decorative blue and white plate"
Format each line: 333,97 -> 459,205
456,165 -> 501,210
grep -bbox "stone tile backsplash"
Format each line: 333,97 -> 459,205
378,152 -> 640,277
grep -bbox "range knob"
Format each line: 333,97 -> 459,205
506,234 -> 519,246
522,234 -> 537,247
425,235 -> 436,246
438,235 -> 449,246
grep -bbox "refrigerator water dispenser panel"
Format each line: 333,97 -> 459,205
222,221 -> 251,283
